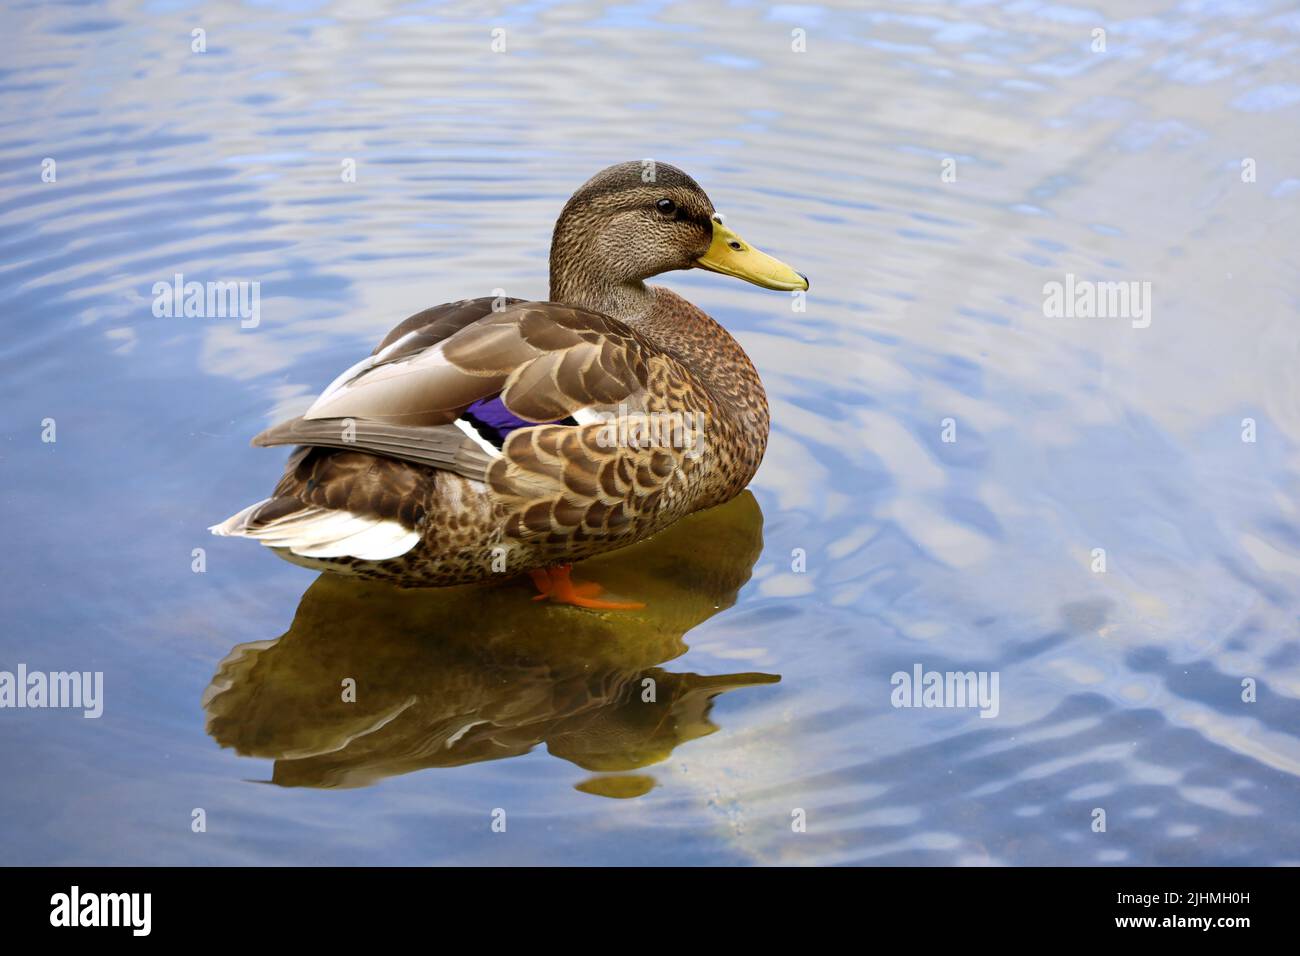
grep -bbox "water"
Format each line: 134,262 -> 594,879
2,0 -> 1298,865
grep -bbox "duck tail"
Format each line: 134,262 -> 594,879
209,497 -> 420,561
209,497 -> 296,537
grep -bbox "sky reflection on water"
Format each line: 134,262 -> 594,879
1,0 -> 1298,865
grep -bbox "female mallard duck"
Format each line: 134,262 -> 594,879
212,161 -> 806,608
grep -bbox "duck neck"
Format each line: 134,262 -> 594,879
549,269 -> 655,322
548,217 -> 655,322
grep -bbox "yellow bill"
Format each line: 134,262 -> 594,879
695,216 -> 808,291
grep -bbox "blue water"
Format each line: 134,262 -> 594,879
2,0 -> 1299,865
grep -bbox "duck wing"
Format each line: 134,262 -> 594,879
303,300 -> 652,424
253,300 -> 658,476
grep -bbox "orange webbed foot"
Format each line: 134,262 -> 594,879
528,564 -> 646,611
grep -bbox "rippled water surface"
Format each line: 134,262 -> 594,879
2,0 -> 1299,865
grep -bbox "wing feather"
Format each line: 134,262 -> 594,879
253,418 -> 493,481
270,301 -> 655,447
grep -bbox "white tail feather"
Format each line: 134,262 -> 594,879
210,501 -> 420,561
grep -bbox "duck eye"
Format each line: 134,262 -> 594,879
655,198 -> 676,216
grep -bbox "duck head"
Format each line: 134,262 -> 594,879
549,161 -> 807,317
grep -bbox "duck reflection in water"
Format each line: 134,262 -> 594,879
204,492 -> 778,797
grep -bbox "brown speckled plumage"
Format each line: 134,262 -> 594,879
213,162 -> 796,588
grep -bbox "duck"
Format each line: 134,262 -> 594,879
211,161 -> 807,608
